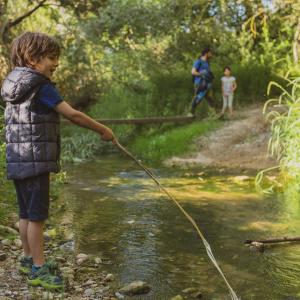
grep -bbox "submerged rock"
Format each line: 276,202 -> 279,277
119,281 -> 150,295
249,241 -> 264,252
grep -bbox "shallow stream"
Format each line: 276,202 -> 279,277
60,156 -> 300,300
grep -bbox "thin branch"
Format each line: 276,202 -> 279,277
6,0 -> 47,29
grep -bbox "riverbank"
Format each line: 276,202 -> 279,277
0,223 -> 118,300
165,106 -> 276,170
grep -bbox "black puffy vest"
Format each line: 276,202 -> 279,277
1,67 -> 61,180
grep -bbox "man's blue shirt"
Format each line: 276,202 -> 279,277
35,83 -> 63,114
193,58 -> 210,85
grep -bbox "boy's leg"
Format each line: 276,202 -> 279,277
19,219 -> 31,256
28,221 -> 45,266
15,173 -> 50,266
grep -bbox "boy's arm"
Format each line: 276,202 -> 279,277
55,101 -> 115,142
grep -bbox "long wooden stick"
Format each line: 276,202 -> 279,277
245,236 -> 300,245
114,140 -> 239,300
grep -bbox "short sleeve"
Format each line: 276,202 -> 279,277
39,83 -> 63,109
193,59 -> 201,70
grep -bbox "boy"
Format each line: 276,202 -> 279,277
220,66 -> 237,117
1,32 -> 115,290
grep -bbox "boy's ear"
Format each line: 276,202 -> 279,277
28,58 -> 38,67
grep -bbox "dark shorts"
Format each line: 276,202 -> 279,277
13,173 -> 50,222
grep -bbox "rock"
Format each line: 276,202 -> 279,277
171,296 -> 184,300
182,287 -> 198,294
105,273 -> 114,282
76,253 -> 88,260
0,252 -> 7,261
76,253 -> 89,265
249,241 -> 264,252
95,257 -> 102,264
13,222 -> 19,230
83,288 -> 94,297
59,241 -> 74,252
60,267 -> 74,275
119,281 -> 150,296
233,175 -> 250,182
5,290 -> 12,296
191,292 -> 203,298
42,291 -> 54,299
0,225 -> 18,236
83,279 -> 95,286
115,292 -> 125,299
13,239 -> 22,248
55,256 -> 66,263
1,239 -> 12,246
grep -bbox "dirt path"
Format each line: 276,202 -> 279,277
165,106 -> 277,170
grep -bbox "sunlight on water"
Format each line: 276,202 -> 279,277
61,156 -> 300,300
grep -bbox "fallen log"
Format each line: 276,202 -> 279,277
62,115 -> 195,126
245,236 -> 300,245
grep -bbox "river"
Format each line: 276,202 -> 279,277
59,155 -> 300,300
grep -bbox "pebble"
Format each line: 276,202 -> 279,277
119,281 -> 150,296
76,253 -> 89,265
13,239 -> 22,248
13,221 -> 19,230
95,257 -> 102,264
76,253 -> 88,260
105,273 -> 114,282
59,240 -> 74,252
83,288 -> 94,297
115,292 -> 125,299
171,296 -> 183,300
83,279 -> 95,286
1,239 -> 12,246
0,252 -> 7,261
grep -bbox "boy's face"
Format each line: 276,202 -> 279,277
224,68 -> 231,76
31,56 -> 59,79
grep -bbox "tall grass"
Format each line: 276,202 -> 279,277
257,76 -> 300,191
130,120 -> 221,162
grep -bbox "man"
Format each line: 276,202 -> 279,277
190,47 -> 215,115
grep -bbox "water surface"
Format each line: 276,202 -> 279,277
61,156 -> 300,300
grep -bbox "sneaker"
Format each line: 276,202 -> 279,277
28,263 -> 64,290
19,256 -> 33,275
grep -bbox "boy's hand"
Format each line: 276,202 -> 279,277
101,127 -> 115,142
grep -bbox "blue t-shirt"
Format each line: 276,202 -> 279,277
193,59 -> 211,85
35,83 -> 63,114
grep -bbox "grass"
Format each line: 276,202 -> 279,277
130,119 -> 221,163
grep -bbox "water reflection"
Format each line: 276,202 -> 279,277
62,156 -> 300,299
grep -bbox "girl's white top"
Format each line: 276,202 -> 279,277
221,76 -> 236,95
